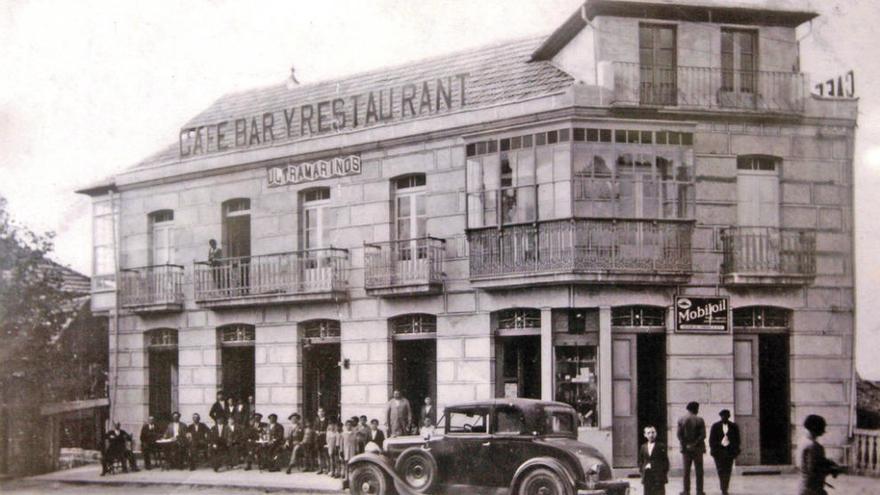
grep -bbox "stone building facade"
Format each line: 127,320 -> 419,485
78,0 -> 858,468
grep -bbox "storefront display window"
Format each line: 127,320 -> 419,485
555,345 -> 598,426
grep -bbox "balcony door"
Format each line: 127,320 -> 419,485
301,188 -> 333,291
222,199 -> 251,294
393,175 -> 427,280
721,29 -> 758,106
737,156 -> 779,228
149,210 -> 175,266
639,24 -> 677,105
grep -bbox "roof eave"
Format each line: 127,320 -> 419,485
74,178 -> 117,197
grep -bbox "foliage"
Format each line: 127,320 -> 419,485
0,196 -> 75,404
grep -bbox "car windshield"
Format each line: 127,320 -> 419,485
447,409 -> 489,434
543,407 -> 577,435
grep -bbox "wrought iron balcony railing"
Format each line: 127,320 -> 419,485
721,227 -> 815,285
467,218 -> 693,287
120,264 -> 184,311
194,248 -> 348,306
364,237 -> 445,296
611,62 -> 806,113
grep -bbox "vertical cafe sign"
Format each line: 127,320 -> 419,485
674,296 -> 729,333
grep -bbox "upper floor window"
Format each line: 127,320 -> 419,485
300,188 -> 332,250
222,199 -> 250,258
393,174 -> 426,241
92,197 -> 117,290
149,210 -> 175,265
736,155 -> 780,228
722,29 -> 758,93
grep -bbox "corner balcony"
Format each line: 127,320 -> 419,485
194,249 -> 348,308
721,227 -> 815,286
467,218 -> 693,289
609,62 -> 806,114
364,237 -> 445,297
120,265 -> 184,313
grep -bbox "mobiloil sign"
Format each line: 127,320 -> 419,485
675,296 -> 729,333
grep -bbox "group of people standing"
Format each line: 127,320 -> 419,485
639,402 -> 841,495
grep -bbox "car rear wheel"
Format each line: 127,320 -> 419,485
393,447 -> 438,493
517,467 -> 570,495
350,463 -> 390,495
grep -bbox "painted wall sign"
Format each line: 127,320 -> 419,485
180,73 -> 469,158
674,296 -> 729,333
813,70 -> 855,98
267,154 -> 361,187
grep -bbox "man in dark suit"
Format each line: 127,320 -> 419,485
366,418 -> 385,452
162,411 -> 187,469
244,413 -> 266,470
187,413 -> 211,470
676,401 -> 706,495
226,414 -> 244,468
260,413 -> 285,471
209,391 -> 228,423
709,409 -> 741,495
210,416 -> 231,472
139,416 -> 161,470
638,425 -> 669,495
101,422 -> 139,475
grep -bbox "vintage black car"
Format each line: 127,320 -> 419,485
347,398 -> 630,495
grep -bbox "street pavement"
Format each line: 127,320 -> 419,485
2,464 -> 878,494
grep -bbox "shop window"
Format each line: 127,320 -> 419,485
555,345 -> 598,426
391,314 -> 437,335
612,306 -> 666,327
733,306 -> 790,328
497,308 -> 541,330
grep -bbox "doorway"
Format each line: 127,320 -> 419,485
496,336 -> 541,399
638,334 -> 667,445
221,346 -> 255,404
303,343 -> 341,421
759,334 -> 790,464
148,349 -> 178,422
393,339 -> 437,421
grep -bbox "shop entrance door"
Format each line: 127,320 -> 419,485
612,333 -> 666,467
303,343 -> 341,421
148,349 -> 178,422
734,335 -> 760,465
221,345 -> 255,404
393,338 -> 436,425
495,335 -> 541,399
759,334 -> 790,464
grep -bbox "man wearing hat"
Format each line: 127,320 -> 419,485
244,413 -> 265,470
260,413 -> 285,471
676,401 -> 706,495
799,414 -> 841,495
709,409 -> 741,495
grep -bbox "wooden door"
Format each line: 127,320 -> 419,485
737,171 -> 779,229
734,335 -> 760,465
612,334 -> 638,467
639,24 -> 677,105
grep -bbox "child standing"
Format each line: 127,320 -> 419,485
325,422 -> 340,478
340,420 -> 357,480
300,420 -> 316,471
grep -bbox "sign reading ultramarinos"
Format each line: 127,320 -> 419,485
180,74 -> 469,158
674,296 -> 729,333
267,155 -> 361,188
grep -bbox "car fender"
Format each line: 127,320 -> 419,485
509,456 -> 578,494
348,452 -> 413,493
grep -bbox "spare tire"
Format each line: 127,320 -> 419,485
393,447 -> 439,494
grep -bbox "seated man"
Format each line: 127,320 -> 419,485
244,413 -> 266,471
139,416 -> 161,470
259,413 -> 285,472
187,413 -> 211,471
161,412 -> 187,469
210,416 -> 231,472
101,422 -> 139,475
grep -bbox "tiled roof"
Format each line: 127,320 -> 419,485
132,35 -> 574,170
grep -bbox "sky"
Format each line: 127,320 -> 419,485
1,0 -> 878,377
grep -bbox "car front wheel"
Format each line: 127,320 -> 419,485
516,467 -> 571,495
349,463 -> 390,495
394,447 -> 438,493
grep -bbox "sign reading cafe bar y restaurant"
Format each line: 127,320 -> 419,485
179,74 -> 469,158
675,296 -> 729,333
267,155 -> 361,187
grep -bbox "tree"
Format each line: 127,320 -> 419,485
0,195 -> 74,405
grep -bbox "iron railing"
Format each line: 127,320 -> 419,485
194,248 -> 348,301
611,62 -> 807,113
120,264 -> 184,307
721,227 -> 815,276
364,237 -> 445,289
467,218 -> 693,278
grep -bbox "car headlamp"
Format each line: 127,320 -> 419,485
585,463 -> 601,489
